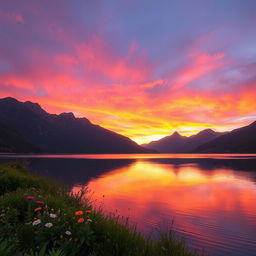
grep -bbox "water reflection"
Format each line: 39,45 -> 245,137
72,159 -> 256,256
0,157 -> 135,188
1,154 -> 256,255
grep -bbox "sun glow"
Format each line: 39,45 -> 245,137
1,1 -> 256,144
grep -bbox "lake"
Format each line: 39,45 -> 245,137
0,154 -> 256,256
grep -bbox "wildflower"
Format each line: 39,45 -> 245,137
75,211 -> 83,216
85,210 -> 92,214
26,196 -> 35,200
34,207 -> 42,212
36,201 -> 44,205
65,230 -> 72,236
45,222 -> 53,228
86,218 -> 92,223
32,219 -> 41,226
50,213 -> 57,219
77,218 -> 84,223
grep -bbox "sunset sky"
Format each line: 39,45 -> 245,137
1,0 -> 256,144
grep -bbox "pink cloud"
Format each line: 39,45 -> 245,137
75,35 -> 152,84
172,52 -> 228,89
0,11 -> 255,144
0,9 -> 23,23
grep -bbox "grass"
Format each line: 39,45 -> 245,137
0,162 -> 201,256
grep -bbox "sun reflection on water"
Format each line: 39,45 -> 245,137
72,159 -> 256,256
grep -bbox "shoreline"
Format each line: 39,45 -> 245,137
0,162 -> 200,256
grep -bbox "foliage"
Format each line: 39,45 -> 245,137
0,162 -> 63,196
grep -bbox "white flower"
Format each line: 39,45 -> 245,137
86,218 -> 92,223
49,213 -> 57,219
32,219 -> 41,226
65,230 -> 72,236
45,222 -> 53,228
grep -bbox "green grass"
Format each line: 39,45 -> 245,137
0,162 -> 201,256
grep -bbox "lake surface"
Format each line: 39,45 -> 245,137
0,154 -> 256,256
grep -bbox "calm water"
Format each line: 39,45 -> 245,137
0,154 -> 256,256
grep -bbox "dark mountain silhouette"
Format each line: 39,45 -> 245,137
0,97 -> 153,154
0,121 -> 41,153
143,129 -> 225,153
143,132 -> 187,153
183,129 -> 227,152
193,121 -> 256,153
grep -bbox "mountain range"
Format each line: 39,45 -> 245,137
143,121 -> 256,153
1,97 -> 255,154
0,97 -> 152,154
143,129 -> 225,153
194,120 -> 256,153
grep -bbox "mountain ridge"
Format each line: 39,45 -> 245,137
143,129 -> 227,153
144,121 -> 256,153
1,97 -> 255,154
0,97 -> 153,154
193,121 -> 256,153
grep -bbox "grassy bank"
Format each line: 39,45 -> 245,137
0,163 -> 200,256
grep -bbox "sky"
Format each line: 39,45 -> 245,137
0,0 -> 256,144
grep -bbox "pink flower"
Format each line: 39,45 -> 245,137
32,219 -> 41,226
49,213 -> 57,219
36,201 -> 44,205
65,230 -> 72,235
45,222 -> 53,228
26,196 -> 35,200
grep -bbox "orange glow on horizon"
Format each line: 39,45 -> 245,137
0,32 -> 255,144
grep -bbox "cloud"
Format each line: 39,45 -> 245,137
171,52 -> 227,89
0,0 -> 256,143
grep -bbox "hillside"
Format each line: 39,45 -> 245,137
0,97 -> 152,154
193,121 -> 256,153
143,129 -> 225,153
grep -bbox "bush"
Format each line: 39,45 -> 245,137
0,163 -> 61,196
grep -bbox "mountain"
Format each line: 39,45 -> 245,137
0,97 -> 152,154
143,129 -> 225,153
0,121 -> 41,153
183,129 -> 227,152
193,121 -> 256,153
143,132 -> 187,153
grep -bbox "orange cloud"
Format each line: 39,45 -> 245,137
0,30 -> 256,144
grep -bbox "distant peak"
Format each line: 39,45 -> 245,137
24,100 -> 39,106
199,129 -> 215,134
59,112 -> 75,119
172,131 -> 181,136
24,101 -> 43,109
23,101 -> 47,115
1,97 -> 19,103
